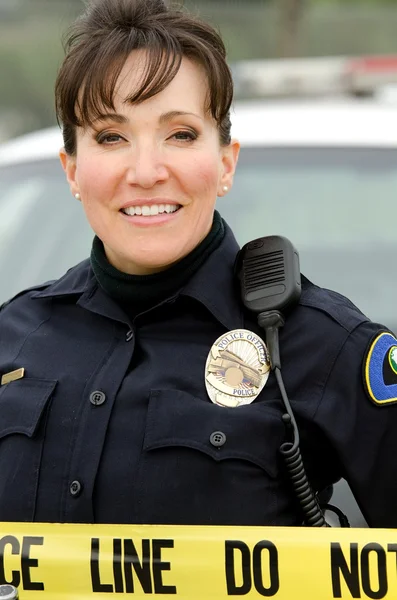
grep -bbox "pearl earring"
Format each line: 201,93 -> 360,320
222,185 -> 228,193
75,193 -> 81,201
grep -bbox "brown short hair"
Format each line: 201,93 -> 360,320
55,0 -> 233,154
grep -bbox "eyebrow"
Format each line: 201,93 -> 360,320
92,113 -> 128,124
159,110 -> 203,124
92,110 -> 203,125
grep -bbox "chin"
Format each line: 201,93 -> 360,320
107,234 -> 194,273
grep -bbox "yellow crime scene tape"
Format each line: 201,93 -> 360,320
0,523 -> 396,598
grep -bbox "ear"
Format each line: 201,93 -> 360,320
218,138 -> 240,196
59,148 -> 79,197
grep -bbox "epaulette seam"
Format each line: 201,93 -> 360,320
298,297 -> 369,334
0,281 -> 55,312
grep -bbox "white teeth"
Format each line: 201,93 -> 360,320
123,203 -> 180,216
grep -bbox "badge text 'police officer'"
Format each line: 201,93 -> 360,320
205,329 -> 270,407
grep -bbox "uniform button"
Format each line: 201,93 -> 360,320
210,431 -> 226,447
69,480 -> 82,497
126,330 -> 134,342
90,391 -> 106,406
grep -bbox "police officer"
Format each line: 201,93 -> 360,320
0,0 -> 395,527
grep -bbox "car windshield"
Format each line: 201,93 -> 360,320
1,147 -> 396,331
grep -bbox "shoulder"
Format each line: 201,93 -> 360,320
0,258 -> 91,315
0,259 -> 91,357
298,275 -> 393,368
280,275 -> 388,403
0,281 -> 54,313
283,274 -> 377,361
298,274 -> 370,334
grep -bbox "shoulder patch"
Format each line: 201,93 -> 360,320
364,331 -> 397,406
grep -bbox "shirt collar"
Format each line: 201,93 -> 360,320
33,221 -> 244,330
180,221 -> 244,330
32,259 -> 91,299
33,259 -> 130,325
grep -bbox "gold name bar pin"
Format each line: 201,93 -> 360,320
1,368 -> 25,386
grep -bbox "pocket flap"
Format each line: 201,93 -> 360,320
0,378 -> 57,438
145,389 -> 285,477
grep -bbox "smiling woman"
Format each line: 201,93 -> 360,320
59,51 -> 239,274
0,0 -> 397,531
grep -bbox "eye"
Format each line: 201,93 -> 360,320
171,130 -> 198,142
96,132 -> 124,145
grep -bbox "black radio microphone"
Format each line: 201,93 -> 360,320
236,235 -> 327,527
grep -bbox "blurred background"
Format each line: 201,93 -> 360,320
2,0 -> 397,141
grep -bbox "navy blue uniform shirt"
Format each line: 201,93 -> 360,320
0,224 -> 394,526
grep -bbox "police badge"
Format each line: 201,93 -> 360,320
205,329 -> 270,407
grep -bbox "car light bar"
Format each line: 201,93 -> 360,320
231,55 -> 397,99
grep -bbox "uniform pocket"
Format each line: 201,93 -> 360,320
144,389 -> 281,476
0,378 -> 57,521
134,389 -> 295,525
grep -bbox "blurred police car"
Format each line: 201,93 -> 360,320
1,100 -> 396,527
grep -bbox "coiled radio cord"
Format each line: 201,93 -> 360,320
258,310 -> 327,527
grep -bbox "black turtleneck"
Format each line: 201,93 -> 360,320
90,210 -> 225,316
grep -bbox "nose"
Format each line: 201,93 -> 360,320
125,142 -> 169,189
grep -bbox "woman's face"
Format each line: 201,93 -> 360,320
60,52 -> 240,275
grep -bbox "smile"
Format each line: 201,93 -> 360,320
121,204 -> 181,216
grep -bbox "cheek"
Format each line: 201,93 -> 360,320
76,158 -> 115,231
179,154 -> 221,196
76,157 -> 116,200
